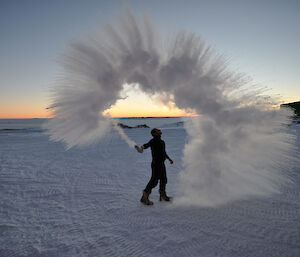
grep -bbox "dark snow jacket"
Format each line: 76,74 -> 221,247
143,136 -> 170,163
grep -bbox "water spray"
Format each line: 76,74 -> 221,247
112,119 -> 137,148
45,9 -> 296,206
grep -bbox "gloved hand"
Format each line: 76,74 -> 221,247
135,145 -> 144,153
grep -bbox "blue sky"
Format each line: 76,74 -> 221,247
0,0 -> 299,117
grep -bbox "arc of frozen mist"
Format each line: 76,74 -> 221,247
44,8 -> 297,206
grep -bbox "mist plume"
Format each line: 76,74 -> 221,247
45,9 -> 296,206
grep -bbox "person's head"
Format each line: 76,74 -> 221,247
151,128 -> 162,137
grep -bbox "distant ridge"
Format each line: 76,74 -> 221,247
117,123 -> 149,129
115,116 -> 182,119
281,101 -> 300,117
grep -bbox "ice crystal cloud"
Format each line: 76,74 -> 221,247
45,9 -> 296,206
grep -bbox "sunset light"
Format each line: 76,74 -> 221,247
1,1 -> 299,256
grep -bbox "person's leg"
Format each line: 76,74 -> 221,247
159,163 -> 171,201
159,163 -> 167,192
144,162 -> 159,195
140,190 -> 153,205
141,163 -> 159,205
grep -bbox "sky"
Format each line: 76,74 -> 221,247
0,0 -> 299,118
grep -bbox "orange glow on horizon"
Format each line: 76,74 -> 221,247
0,105 -> 50,119
2,84 -> 297,119
1,84 -> 200,119
102,100 -> 198,118
0,104 -> 196,119
102,107 -> 197,118
102,111 -> 199,118
101,84 -> 199,118
0,94 -> 51,119
0,111 -> 50,119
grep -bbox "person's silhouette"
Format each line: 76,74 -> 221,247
135,128 -> 173,205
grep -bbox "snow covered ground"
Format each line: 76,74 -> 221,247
0,118 -> 299,257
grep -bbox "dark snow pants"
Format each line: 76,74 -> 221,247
144,161 -> 167,194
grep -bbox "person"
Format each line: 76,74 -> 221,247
135,128 -> 174,205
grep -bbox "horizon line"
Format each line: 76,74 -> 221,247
0,115 -> 201,120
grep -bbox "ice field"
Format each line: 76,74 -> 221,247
0,118 -> 299,257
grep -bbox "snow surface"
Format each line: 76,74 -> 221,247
0,119 -> 299,257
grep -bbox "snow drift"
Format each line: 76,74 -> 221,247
45,9 -> 296,206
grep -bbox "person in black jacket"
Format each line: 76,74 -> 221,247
135,128 -> 173,205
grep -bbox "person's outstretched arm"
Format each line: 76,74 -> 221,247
135,145 -> 144,153
135,139 -> 152,153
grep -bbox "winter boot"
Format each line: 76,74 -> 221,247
159,190 -> 172,202
140,191 -> 153,205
